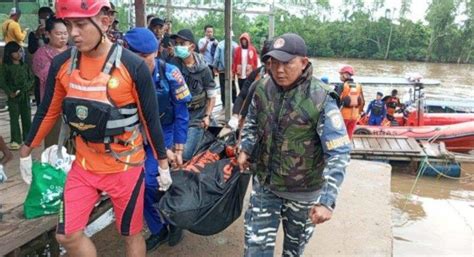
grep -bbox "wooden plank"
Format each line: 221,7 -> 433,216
406,138 -> 423,152
361,138 -> 372,150
395,138 -> 420,153
367,138 -> 382,150
0,200 -> 113,256
0,206 -> 57,255
386,138 -> 402,151
420,141 -> 437,157
352,138 -> 365,150
0,182 -> 28,214
378,138 -> 392,151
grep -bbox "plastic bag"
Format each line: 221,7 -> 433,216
23,162 -> 67,219
0,164 -> 7,183
41,145 -> 75,174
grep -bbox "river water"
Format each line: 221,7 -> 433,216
311,58 -> 474,257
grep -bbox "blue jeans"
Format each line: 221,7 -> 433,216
244,178 -> 316,257
182,126 -> 204,161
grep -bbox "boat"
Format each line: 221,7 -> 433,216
320,74 -> 474,153
424,99 -> 474,114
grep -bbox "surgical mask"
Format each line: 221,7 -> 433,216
174,45 -> 191,59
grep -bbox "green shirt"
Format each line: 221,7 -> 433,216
0,63 -> 33,97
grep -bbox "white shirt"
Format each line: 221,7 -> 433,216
241,49 -> 248,79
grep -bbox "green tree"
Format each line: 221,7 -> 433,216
425,0 -> 457,61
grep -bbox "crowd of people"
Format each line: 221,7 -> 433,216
0,1 -> 402,256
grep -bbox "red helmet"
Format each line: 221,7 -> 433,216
339,65 -> 355,76
55,0 -> 111,19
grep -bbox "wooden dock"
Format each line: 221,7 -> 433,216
351,135 -> 474,163
0,175 -> 111,256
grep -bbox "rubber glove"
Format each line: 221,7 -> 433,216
20,155 -> 32,184
157,166 -> 172,191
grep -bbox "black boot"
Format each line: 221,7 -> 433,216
168,225 -> 184,247
146,227 -> 169,252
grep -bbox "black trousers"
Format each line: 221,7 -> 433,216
238,78 -> 247,91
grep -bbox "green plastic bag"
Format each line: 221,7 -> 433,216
23,162 -> 67,219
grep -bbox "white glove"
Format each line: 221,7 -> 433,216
157,167 -> 172,191
0,164 -> 7,183
227,116 -> 239,131
20,155 -> 32,184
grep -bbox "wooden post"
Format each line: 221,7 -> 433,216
166,0 -> 172,21
224,0 -> 233,121
268,0 -> 275,38
135,0 -> 146,27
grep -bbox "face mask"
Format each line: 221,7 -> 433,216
174,45 -> 191,59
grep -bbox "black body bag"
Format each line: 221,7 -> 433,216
158,159 -> 250,236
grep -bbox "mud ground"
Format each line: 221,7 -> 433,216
92,160 -> 393,257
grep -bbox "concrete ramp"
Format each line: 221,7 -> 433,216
297,160 -> 392,257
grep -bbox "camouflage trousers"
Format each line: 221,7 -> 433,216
244,178 -> 316,257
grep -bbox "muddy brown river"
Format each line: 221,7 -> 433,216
312,58 -> 474,257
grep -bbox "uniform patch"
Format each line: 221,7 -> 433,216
326,135 -> 351,150
327,109 -> 343,129
175,84 -> 191,100
108,77 -> 120,89
172,70 -> 185,85
76,105 -> 88,120
273,38 -> 285,49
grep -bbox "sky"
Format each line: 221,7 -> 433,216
118,0 -> 467,25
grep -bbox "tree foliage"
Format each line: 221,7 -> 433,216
124,0 -> 473,63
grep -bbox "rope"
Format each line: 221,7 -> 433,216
403,156 -> 428,209
423,158 -> 474,180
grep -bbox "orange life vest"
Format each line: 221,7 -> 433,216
61,45 -> 143,167
340,82 -> 363,120
386,96 -> 400,116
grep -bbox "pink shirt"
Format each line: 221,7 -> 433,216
32,45 -> 67,100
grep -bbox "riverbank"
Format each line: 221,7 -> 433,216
91,160 -> 393,257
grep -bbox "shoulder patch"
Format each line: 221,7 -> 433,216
326,109 -> 344,130
326,135 -> 351,151
171,69 -> 185,85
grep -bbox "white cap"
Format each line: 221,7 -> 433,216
9,7 -> 18,16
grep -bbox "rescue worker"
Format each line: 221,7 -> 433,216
384,89 -> 402,122
18,1 -> 170,257
338,65 -> 365,139
123,27 -> 192,251
170,29 -> 217,162
237,33 -> 351,257
365,92 -> 386,126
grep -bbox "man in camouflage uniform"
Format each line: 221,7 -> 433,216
237,33 -> 352,257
